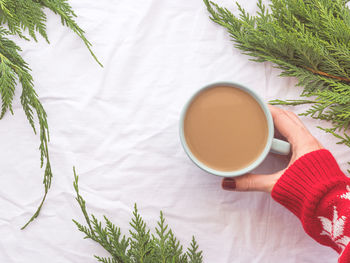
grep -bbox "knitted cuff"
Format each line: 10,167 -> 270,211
271,149 -> 347,219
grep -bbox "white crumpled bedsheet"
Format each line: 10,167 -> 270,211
0,0 -> 342,262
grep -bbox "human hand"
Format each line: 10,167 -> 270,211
222,105 -> 323,193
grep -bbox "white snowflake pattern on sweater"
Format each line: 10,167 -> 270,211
340,185 -> 350,201
318,185 -> 350,253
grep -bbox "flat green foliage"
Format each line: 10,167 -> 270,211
73,168 -> 203,263
204,0 -> 350,148
0,0 -> 101,229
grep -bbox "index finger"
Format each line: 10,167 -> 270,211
267,105 -> 311,144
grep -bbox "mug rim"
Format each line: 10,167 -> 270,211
179,82 -> 274,177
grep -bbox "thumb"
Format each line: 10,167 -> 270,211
222,173 -> 280,193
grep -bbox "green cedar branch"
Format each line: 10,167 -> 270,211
73,168 -> 203,263
0,28 -> 52,229
204,0 -> 350,148
39,0 -> 103,67
0,0 -> 102,228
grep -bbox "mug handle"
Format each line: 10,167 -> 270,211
270,138 -> 290,155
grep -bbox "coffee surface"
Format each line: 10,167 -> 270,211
184,86 -> 268,171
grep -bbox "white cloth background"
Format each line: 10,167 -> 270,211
0,0 -> 343,262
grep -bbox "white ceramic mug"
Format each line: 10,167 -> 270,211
179,82 -> 291,177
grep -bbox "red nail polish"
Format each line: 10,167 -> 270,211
222,179 -> 236,190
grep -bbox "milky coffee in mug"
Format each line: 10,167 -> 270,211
183,85 -> 268,172
179,82 -> 290,177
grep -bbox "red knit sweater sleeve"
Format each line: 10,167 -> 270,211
271,149 -> 350,263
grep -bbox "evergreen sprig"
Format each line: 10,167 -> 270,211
204,0 -> 350,148
0,0 -> 101,228
73,168 -> 203,263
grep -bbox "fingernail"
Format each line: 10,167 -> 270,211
222,179 -> 236,191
